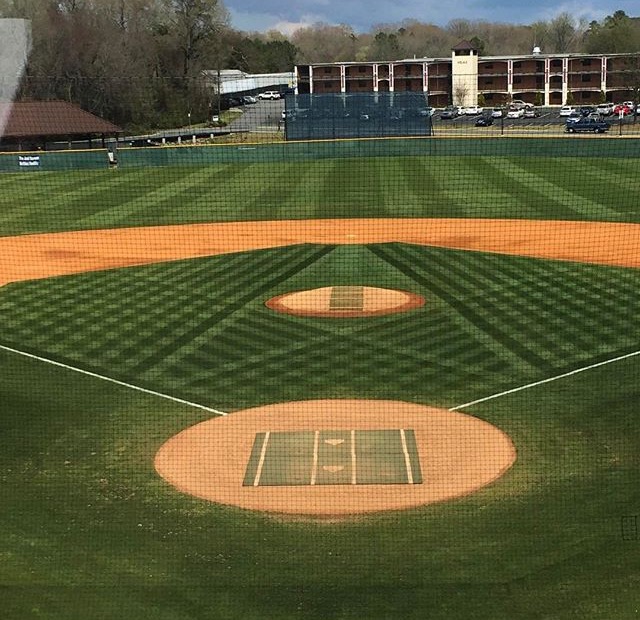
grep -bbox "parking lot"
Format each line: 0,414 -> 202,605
432,106 -> 640,135
227,99 -> 640,138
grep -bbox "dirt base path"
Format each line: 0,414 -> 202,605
2,218 -> 640,286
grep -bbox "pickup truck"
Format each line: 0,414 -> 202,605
565,117 -> 610,133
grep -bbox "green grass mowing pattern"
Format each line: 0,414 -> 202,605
1,341 -> 639,619
3,154 -> 640,235
2,243 -> 640,414
3,146 -> 640,617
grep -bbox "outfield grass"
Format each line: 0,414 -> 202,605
2,141 -> 640,618
2,151 -> 640,236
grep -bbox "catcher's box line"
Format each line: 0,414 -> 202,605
0,343 -> 228,416
450,348 -> 640,411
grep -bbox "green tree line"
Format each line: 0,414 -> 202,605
1,1 -> 638,131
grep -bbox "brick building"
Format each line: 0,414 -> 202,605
295,41 -> 640,108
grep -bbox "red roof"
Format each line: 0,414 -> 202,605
0,101 -> 122,138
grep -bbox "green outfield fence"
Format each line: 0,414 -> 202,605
3,81 -> 640,620
3,135 -> 640,173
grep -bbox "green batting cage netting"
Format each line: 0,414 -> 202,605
1,14 -> 640,620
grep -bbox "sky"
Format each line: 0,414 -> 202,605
224,0 -> 638,35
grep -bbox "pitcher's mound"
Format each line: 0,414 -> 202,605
154,400 -> 516,517
265,286 -> 425,318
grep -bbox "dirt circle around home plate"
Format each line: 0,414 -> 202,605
265,286 -> 426,318
154,400 -> 517,517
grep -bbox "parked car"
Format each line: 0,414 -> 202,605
464,105 -> 483,115
523,106 -> 540,118
257,91 -> 281,100
475,116 -> 494,126
613,103 -> 632,115
506,108 -> 524,118
242,95 -> 258,104
509,99 -> 527,110
596,102 -> 615,116
565,111 -> 582,124
579,106 -> 596,116
559,106 -> 577,116
491,108 -> 504,118
225,96 -> 244,108
565,117 -> 610,133
440,106 -> 459,119
387,109 -> 404,121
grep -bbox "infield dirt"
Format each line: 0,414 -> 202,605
3,217 -> 640,286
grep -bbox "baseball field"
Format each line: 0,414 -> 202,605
1,136 -> 640,619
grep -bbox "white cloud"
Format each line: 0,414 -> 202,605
271,19 -> 319,36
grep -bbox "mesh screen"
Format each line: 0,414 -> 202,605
2,83 -> 640,618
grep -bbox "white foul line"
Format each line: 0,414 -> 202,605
0,343 -> 228,416
449,348 -> 640,411
399,429 -> 414,485
253,431 -> 271,487
350,429 -> 357,485
310,430 -> 320,485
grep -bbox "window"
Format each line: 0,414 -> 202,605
324,67 -> 332,74
514,77 -> 522,84
581,74 -> 592,82
551,59 -> 562,68
513,61 -> 522,68
358,66 -> 366,73
484,63 -> 493,69
581,58 -> 592,66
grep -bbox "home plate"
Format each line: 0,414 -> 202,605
325,438 -> 345,446
323,465 -> 344,473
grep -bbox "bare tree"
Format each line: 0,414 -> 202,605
291,23 -> 359,63
453,83 -> 468,107
160,0 -> 229,76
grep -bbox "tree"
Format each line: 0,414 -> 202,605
453,83 -> 468,107
370,31 -> 401,60
547,12 -> 583,52
159,0 -> 229,76
584,11 -> 640,54
291,23 -> 359,63
227,34 -> 297,73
